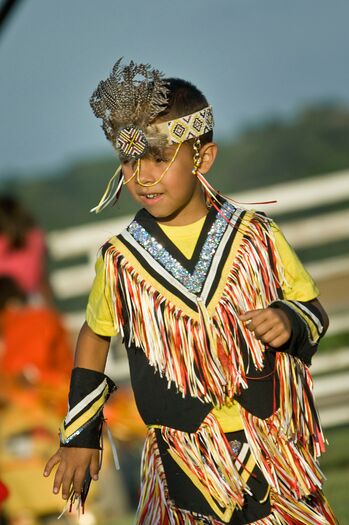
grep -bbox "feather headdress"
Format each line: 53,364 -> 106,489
90,58 -> 214,161
90,58 -> 170,160
89,58 -> 215,213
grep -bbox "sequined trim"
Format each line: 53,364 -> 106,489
229,439 -> 242,456
127,202 -> 236,295
60,410 -> 102,445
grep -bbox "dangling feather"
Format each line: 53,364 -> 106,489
90,166 -> 124,213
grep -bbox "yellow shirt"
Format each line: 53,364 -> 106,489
86,214 -> 319,433
86,217 -> 319,337
158,215 -> 206,259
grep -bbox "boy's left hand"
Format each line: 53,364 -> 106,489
239,307 -> 292,348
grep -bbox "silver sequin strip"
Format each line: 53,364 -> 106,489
127,202 -> 236,295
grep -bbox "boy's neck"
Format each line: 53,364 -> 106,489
155,201 -> 208,227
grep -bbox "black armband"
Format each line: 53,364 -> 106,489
269,300 -> 325,366
60,367 -> 117,448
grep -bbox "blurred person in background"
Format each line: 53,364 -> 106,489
0,276 -> 72,388
0,276 -> 72,525
0,196 -> 54,306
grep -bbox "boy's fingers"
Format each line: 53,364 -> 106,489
268,332 -> 290,348
43,451 -> 61,477
53,461 -> 66,495
253,320 -> 276,339
73,467 -> 87,495
258,327 -> 281,345
240,309 -> 269,332
90,453 -> 100,481
239,309 -> 264,321
61,469 -> 75,500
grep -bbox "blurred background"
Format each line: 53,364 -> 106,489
0,1 -> 349,524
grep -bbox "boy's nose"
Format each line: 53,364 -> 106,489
136,161 -> 159,187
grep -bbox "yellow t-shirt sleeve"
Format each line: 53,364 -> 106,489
271,221 -> 319,301
86,255 -> 118,337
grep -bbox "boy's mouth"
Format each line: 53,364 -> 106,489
141,193 -> 163,201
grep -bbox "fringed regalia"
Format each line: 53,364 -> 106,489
89,199 -> 336,525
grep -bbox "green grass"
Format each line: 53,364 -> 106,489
322,425 -> 349,524
319,331 -> 349,353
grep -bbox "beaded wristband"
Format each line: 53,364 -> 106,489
60,367 -> 117,448
269,300 -> 324,365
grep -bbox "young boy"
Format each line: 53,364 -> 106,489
44,59 -> 337,524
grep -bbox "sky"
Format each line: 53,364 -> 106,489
0,0 -> 349,178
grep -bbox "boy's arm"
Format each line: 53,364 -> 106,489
269,297 -> 328,364
242,219 -> 329,365
74,321 -> 111,370
43,322 -> 111,500
240,298 -> 329,365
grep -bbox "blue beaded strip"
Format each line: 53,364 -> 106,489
127,202 -> 236,295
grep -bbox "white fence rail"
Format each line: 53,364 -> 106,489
312,348 -> 349,428
231,169 -> 349,215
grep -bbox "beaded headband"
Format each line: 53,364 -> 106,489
114,106 -> 214,159
90,58 -> 214,160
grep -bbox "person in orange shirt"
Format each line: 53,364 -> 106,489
0,276 -> 73,524
0,276 -> 72,387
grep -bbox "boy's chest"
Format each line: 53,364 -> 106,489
104,203 -> 283,405
112,204 -> 282,318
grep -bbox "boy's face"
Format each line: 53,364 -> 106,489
122,142 -> 215,226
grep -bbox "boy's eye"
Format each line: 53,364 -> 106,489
122,159 -> 136,169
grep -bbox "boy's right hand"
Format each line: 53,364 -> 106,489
43,447 -> 100,500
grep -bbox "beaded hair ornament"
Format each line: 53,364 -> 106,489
89,58 -> 214,212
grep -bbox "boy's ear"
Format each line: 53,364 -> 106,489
199,143 -> 218,174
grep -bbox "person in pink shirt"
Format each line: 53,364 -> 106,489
0,195 -> 54,305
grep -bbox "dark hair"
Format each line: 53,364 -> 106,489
0,196 -> 35,249
0,276 -> 27,310
157,78 -> 213,145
